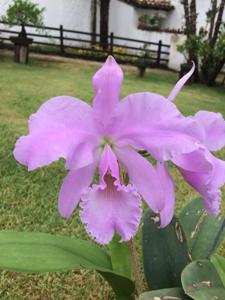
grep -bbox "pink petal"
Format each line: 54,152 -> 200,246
204,188 -> 221,216
99,144 -> 120,185
80,145 -> 141,244
13,96 -> 97,171
115,146 -> 175,226
92,56 -> 123,131
194,111 -> 225,151
80,177 -> 141,244
178,150 -> 225,216
205,152 -> 225,189
58,162 -> 97,219
115,146 -> 158,210
137,118 -> 202,161
167,62 -> 195,102
110,93 -> 203,161
172,148 -> 213,173
65,140 -> 97,170
156,162 -> 175,228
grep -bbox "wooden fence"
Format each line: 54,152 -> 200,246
0,22 -> 170,67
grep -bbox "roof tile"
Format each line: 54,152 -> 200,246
120,0 -> 174,11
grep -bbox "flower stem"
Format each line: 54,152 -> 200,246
129,238 -> 143,296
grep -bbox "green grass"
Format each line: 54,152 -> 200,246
0,51 -> 224,299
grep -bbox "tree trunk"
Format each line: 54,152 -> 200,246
182,0 -> 199,81
189,0 -> 197,34
210,0 -> 225,47
182,0 -> 190,35
91,0 -> 97,46
189,0 -> 199,80
201,0 -> 225,85
208,0 -> 217,41
100,0 -> 110,50
19,24 -> 27,38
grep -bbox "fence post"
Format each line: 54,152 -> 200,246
109,32 -> 114,56
60,25 -> 64,54
157,40 -> 162,66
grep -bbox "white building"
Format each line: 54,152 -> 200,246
1,0 -> 224,70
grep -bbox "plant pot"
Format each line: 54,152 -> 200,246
138,66 -> 146,78
10,36 -> 33,64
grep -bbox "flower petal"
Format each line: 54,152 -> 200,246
13,96 -> 97,171
115,146 -> 175,226
167,62 -> 195,102
194,111 -> 225,151
80,179 -> 141,245
64,140 -> 97,170
80,145 -> 141,244
99,144 -> 120,185
204,188 -> 222,216
115,146 -> 159,210
58,162 -> 97,219
172,148 -> 213,173
110,93 -> 203,161
156,162 -> 175,228
92,56 -> 123,130
209,154 -> 225,188
178,150 -> 225,216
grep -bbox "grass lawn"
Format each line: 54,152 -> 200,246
0,51 -> 224,299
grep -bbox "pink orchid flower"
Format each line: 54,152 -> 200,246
168,65 -> 225,215
14,56 -> 203,244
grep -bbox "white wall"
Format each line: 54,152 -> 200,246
1,0 -> 12,15
168,33 -> 186,70
1,0 -> 92,30
109,0 -> 135,39
163,0 -> 184,29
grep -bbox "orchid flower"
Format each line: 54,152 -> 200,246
168,64 -> 225,215
14,56 -> 203,244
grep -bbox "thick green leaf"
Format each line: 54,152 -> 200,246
139,287 -> 191,300
0,231 -> 134,299
0,231 -> 110,272
212,255 -> 225,287
179,198 -> 225,259
182,260 -> 225,300
143,210 -> 191,290
109,234 -> 132,279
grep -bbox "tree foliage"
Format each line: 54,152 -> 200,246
179,0 -> 225,85
1,0 -> 45,27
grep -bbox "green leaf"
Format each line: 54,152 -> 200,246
179,198 -> 225,259
142,210 -> 191,290
139,287 -> 191,300
212,255 -> 225,287
182,260 -> 225,300
109,234 -> 132,279
0,231 -> 134,299
0,231 -> 110,272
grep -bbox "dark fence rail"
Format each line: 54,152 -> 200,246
0,22 -> 170,67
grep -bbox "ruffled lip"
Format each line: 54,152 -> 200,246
80,174 -> 142,245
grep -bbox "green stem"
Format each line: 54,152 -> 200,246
129,238 -> 143,296
120,169 -> 142,296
